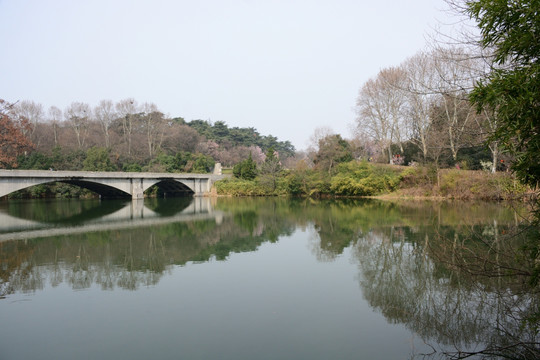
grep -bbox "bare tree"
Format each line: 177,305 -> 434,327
141,102 -> 167,158
94,100 -> 116,149
401,51 -> 438,162
431,47 -> 479,162
476,107 -> 500,173
115,98 -> 139,156
308,126 -> 334,150
163,124 -> 200,153
65,102 -> 90,149
47,106 -> 62,147
468,48 -> 501,173
307,126 -> 335,163
355,67 -> 407,163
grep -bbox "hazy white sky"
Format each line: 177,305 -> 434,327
0,0 -> 452,150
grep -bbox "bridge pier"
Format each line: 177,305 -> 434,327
131,178 -> 145,199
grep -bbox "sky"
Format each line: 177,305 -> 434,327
0,0 -> 454,150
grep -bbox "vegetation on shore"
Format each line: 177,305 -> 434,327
216,160 -> 531,200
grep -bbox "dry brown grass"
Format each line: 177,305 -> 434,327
394,167 -> 532,200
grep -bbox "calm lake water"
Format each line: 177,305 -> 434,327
0,197 -> 536,359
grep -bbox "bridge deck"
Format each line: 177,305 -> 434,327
0,170 -> 222,179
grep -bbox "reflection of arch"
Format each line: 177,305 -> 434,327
144,197 -> 194,216
0,198 -> 221,242
3,198 -> 129,225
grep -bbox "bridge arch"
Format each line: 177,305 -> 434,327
143,179 -> 195,197
0,179 -> 135,199
0,177 -> 200,199
0,179 -> 198,199
60,179 -> 133,198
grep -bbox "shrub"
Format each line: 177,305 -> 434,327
215,178 -> 265,196
330,161 -> 400,196
192,154 -> 215,173
123,163 -> 142,172
17,152 -> 53,170
83,147 -> 116,171
233,154 -> 258,180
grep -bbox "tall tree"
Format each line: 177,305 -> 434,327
356,67 -> 407,163
260,148 -> 282,191
94,100 -> 116,148
467,0 -> 540,188
314,134 -> 353,174
141,102 -> 166,158
13,100 -> 44,143
431,47 -> 479,162
47,106 -> 62,147
65,102 -> 90,149
402,51 -> 437,162
116,98 -> 139,156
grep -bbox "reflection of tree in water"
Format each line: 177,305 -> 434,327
2,197 -> 538,358
0,241 -> 44,297
2,198 -> 128,225
143,197 -> 192,216
353,224 -> 540,358
0,203 -> 297,294
309,214 -> 357,261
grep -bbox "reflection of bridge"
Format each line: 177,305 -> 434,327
0,197 -> 224,242
0,170 -> 226,199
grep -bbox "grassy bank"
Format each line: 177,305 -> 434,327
215,161 -> 532,200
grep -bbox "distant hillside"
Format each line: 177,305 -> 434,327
185,119 -> 295,157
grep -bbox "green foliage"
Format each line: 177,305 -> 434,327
149,151 -> 215,173
285,171 -> 304,195
426,164 -> 439,186
191,154 -> 215,173
217,159 -> 530,199
9,182 -> 91,199
16,152 -> 53,170
123,163 -> 142,172
456,146 -> 491,170
83,147 -> 116,171
215,174 -> 290,196
215,178 -> 267,196
233,153 -> 258,180
314,134 -> 353,174
467,0 -> 540,188
330,161 -> 400,196
259,147 -> 282,191
283,168 -> 326,196
49,146 -> 86,171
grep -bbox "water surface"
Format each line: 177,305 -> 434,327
0,197 -> 536,359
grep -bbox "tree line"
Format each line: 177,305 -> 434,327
0,97 -> 295,172
352,46 -> 503,172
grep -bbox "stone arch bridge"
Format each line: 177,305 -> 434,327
0,170 -> 226,199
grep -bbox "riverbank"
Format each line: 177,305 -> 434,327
215,162 -> 534,201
